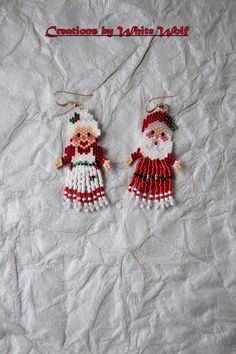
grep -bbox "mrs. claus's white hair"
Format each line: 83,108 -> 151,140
67,109 -> 101,137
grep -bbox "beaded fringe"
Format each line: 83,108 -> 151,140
63,165 -> 108,212
127,187 -> 175,209
63,194 -> 109,212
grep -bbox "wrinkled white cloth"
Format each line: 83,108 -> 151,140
0,0 -> 236,353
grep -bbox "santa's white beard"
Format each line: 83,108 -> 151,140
140,134 -> 173,160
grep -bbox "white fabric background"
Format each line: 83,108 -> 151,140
0,0 -> 236,353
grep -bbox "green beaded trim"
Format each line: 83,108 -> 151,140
70,112 -> 80,124
71,161 -> 96,167
164,116 -> 177,131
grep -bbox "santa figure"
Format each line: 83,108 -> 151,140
125,105 -> 182,209
55,108 -> 111,211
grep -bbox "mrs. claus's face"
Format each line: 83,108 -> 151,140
71,126 -> 97,148
141,122 -> 173,160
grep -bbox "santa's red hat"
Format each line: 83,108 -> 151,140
141,111 -> 177,132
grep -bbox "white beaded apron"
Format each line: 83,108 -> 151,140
63,149 -> 108,211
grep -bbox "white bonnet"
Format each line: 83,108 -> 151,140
67,108 -> 101,137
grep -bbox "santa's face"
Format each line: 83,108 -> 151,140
140,122 -> 173,160
70,126 -> 97,148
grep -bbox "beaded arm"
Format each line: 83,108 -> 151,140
131,148 -> 142,161
93,144 -> 108,165
61,145 -> 75,165
165,153 -> 176,165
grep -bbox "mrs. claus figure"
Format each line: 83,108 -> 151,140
125,104 -> 182,209
55,108 -> 111,212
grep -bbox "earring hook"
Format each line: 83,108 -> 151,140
145,94 -> 178,113
54,90 -> 93,109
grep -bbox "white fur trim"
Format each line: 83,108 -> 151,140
140,121 -> 173,160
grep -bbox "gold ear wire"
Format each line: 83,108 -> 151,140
54,90 -> 93,109
145,94 -> 178,113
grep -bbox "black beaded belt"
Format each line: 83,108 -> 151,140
134,172 -> 173,181
71,161 -> 96,167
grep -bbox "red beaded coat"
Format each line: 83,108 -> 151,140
128,148 -> 176,199
61,144 -> 107,169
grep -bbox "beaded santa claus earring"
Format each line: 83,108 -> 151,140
125,96 -> 182,209
54,91 -> 111,212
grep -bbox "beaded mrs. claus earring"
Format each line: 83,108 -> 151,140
54,91 -> 111,212
125,96 -> 182,209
